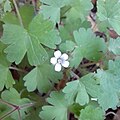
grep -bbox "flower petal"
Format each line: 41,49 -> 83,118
61,61 -> 69,68
54,50 -> 61,58
60,53 -> 68,60
55,63 -> 62,72
50,57 -> 57,65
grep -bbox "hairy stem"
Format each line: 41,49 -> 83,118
0,108 -> 17,120
0,99 -> 35,119
0,99 -> 17,108
20,102 -> 35,109
18,110 -> 22,120
13,0 -> 24,27
70,71 -> 79,79
9,66 -> 27,73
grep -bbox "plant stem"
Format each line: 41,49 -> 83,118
32,0 -> 37,15
0,108 -> 17,120
18,110 -> 22,120
20,102 -> 35,109
13,0 -> 24,27
9,66 -> 27,73
80,62 -> 97,67
0,99 -> 17,108
0,99 -> 35,119
70,71 -> 79,79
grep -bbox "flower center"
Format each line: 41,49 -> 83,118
57,58 -> 64,64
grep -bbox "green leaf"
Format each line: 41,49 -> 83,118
0,102 -> 12,119
63,79 -> 89,105
0,41 -> 6,53
4,0 -> 12,12
0,54 -> 15,91
79,105 -> 104,120
40,0 -> 70,24
97,0 -> 120,34
1,5 -> 34,27
62,16 -> 82,35
60,6 -> 91,42
69,103 -> 81,116
80,74 -> 101,98
39,91 -> 69,120
1,14 -> 61,65
1,88 -> 31,119
1,23 -> 48,65
19,5 -> 34,28
59,40 -> 76,52
63,73 -> 101,105
23,64 -> 62,93
1,12 -> 19,25
95,60 -> 120,110
68,0 -> 92,21
29,14 -> 61,49
59,26 -> 74,41
108,38 -> 120,55
23,108 -> 41,120
71,28 -> 106,67
70,47 -> 83,68
0,0 -> 4,4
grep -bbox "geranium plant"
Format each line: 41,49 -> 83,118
0,0 -> 120,120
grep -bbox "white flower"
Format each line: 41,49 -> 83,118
50,50 -> 69,72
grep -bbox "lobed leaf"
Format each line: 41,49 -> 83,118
39,91 -> 69,120
95,60 -> 120,110
0,54 -> 15,91
23,64 -> 62,93
40,0 -> 71,24
70,28 -> 106,67
97,0 -> 120,34
63,79 -> 89,105
1,88 -> 31,119
108,37 -> 120,55
63,74 -> 101,105
1,14 -> 61,65
79,105 -> 104,120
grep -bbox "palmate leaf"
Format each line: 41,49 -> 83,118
59,40 -> 76,53
1,23 -> 47,65
23,64 -> 62,93
0,54 -> 15,91
39,91 -> 69,120
97,0 -> 120,34
79,104 -> 104,120
40,0 -> 70,24
1,14 -> 61,65
1,88 -> 31,119
63,80 -> 89,105
4,0 -> 12,12
67,0 -> 92,21
63,74 -> 101,105
29,14 -> 61,49
95,60 -> 120,110
108,37 -> 120,55
80,74 -> 101,98
1,5 -> 34,28
70,28 -> 106,67
59,8 -> 91,42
